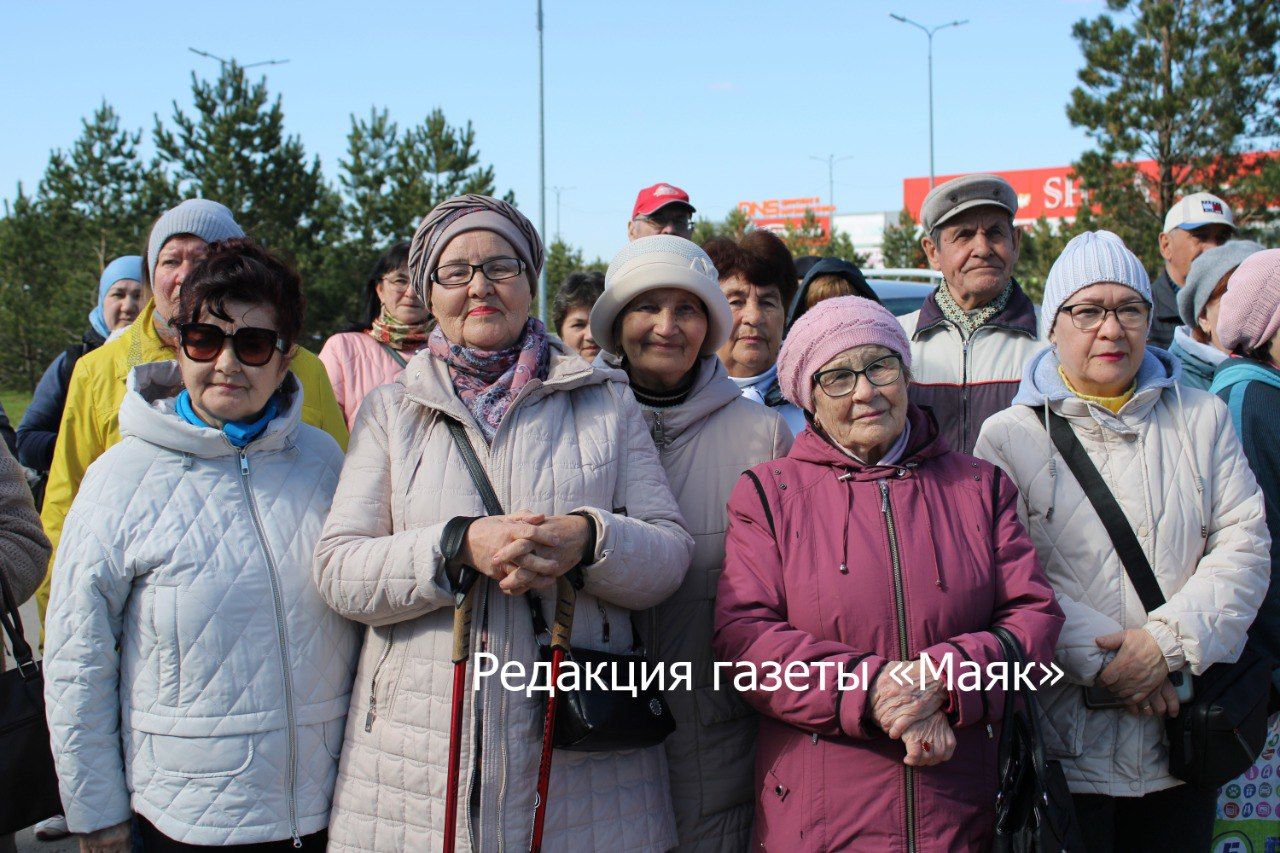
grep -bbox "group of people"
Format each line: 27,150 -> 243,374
0,172 -> 1275,853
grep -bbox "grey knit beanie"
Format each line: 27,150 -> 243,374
1177,240 -> 1264,328
1040,230 -> 1151,339
146,199 -> 245,283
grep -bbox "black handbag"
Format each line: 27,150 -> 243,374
1035,406 -> 1272,788
0,568 -> 62,835
992,626 -> 1086,853
441,417 -> 676,753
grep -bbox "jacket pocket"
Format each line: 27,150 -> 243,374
1038,684 -> 1085,758
152,585 -> 180,706
151,732 -> 254,779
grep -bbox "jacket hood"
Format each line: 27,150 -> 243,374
1210,357 -> 1280,396
119,360 -> 304,457
615,355 -> 744,448
787,403 -> 947,480
786,257 -> 876,331
399,334 -> 622,426
1171,325 -> 1227,372
1013,343 -> 1180,406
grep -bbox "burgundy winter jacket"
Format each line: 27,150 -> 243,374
713,406 -> 1063,852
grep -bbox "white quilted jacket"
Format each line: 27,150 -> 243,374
43,362 -> 360,844
974,347 -> 1270,797
314,340 -> 694,852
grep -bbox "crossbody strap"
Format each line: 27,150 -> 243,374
0,567 -> 38,679
443,417 -> 504,516
379,342 -> 410,370
1032,405 -> 1166,612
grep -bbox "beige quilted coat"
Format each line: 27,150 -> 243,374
627,355 -> 792,852
315,340 -> 694,852
974,347 -> 1270,797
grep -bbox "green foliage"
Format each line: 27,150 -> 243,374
780,210 -> 869,266
541,238 -> 607,317
691,207 -> 751,244
1067,0 -> 1280,271
1013,210 -> 1097,303
0,62 -> 511,387
879,208 -> 928,269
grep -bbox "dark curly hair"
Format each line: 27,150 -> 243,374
701,229 -> 798,307
552,270 -> 605,334
177,237 -> 306,351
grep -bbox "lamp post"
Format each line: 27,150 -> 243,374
550,186 -> 574,240
809,154 -> 853,212
536,0 -> 548,321
888,14 -> 968,188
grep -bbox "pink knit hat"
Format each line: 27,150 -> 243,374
1217,249 -> 1280,354
777,295 -> 911,413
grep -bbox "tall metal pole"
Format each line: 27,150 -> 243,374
889,15 -> 968,189
550,186 -> 574,239
809,154 -> 853,212
537,0 -> 547,321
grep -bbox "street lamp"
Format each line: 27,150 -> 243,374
188,47 -> 290,70
536,0 -> 548,322
809,154 -> 854,212
550,186 -> 575,240
888,14 -> 968,188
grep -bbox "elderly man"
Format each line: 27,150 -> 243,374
628,182 -> 695,241
1148,191 -> 1235,349
899,173 -> 1039,455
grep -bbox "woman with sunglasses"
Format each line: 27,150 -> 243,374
713,295 -> 1063,851
314,195 -> 693,852
43,239 -> 359,852
975,231 -> 1269,851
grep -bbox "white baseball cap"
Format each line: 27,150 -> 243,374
1162,191 -> 1236,234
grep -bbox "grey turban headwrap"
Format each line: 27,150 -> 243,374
408,194 -> 545,302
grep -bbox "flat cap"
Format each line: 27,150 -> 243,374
920,173 -> 1018,233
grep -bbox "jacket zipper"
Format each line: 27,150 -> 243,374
364,627 -> 396,732
237,450 -> 302,847
880,480 -> 916,853
961,332 -> 972,451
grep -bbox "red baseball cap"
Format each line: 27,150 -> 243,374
632,183 -> 696,218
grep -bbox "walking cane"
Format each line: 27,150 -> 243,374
530,575 -> 576,853
444,583 -> 477,853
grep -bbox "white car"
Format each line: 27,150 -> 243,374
865,270 -> 940,316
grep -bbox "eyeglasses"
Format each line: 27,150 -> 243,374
633,212 -> 694,234
430,257 -> 526,287
379,273 -> 413,293
1058,301 -> 1151,331
177,323 -> 287,367
811,355 -> 903,397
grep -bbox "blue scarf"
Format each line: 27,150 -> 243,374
175,389 -> 281,448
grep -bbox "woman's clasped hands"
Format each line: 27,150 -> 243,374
458,510 -> 592,595
868,657 -> 957,767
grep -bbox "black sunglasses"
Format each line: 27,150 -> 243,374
177,323 -> 287,367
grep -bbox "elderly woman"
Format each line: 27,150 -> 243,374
552,269 -> 605,360
314,195 -> 694,852
1168,240 -> 1263,390
17,256 -> 147,476
43,239 -> 359,852
588,235 -> 792,850
975,231 -> 1270,852
320,242 -> 430,429
713,296 -> 1063,851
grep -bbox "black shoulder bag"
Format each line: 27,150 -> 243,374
1034,406 -> 1272,788
992,626 -> 1085,853
441,417 -> 675,753
0,569 -> 62,834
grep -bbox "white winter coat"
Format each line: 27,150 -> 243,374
42,362 -> 359,844
974,347 -> 1270,796
314,340 -> 694,852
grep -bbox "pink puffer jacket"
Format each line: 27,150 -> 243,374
318,331 -> 424,430
713,406 -> 1064,852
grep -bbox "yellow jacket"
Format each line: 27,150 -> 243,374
36,300 -> 349,617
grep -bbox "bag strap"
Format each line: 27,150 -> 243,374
993,626 -> 1050,777
443,417 -> 504,517
379,342 -> 410,370
1032,405 -> 1166,613
0,568 -> 39,680
743,469 -> 776,536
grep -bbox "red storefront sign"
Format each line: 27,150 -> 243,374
739,197 -> 836,237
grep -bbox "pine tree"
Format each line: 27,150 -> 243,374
879,209 -> 928,269
1068,0 -> 1280,270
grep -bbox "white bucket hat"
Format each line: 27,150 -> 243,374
589,235 -> 732,356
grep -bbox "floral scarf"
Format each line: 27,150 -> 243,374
934,279 -> 1014,339
428,317 -> 550,441
368,307 -> 430,350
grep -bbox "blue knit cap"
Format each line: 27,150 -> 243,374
91,255 -> 144,338
146,199 -> 244,283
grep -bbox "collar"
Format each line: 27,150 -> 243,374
1172,326 -> 1228,368
913,278 -> 1038,340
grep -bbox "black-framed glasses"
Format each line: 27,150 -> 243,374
633,212 -> 694,233
1058,301 -> 1150,331
177,323 -> 287,367
430,257 -> 526,287
812,355 -> 903,397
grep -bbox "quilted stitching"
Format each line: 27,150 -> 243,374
43,376 -> 359,843
974,387 -> 1270,796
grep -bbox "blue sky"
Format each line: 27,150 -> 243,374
0,0 -> 1101,261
